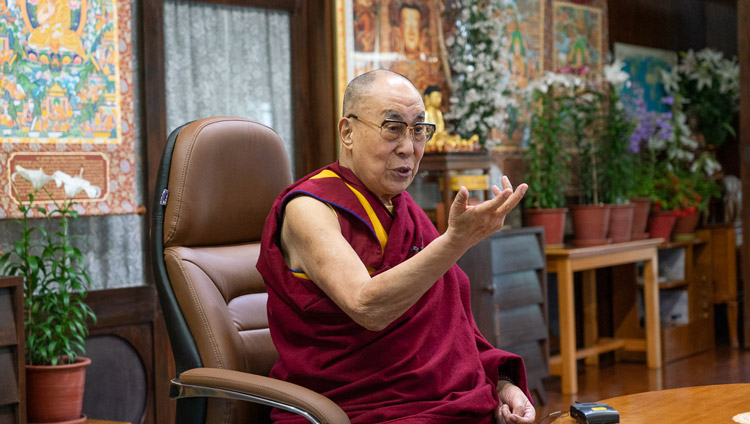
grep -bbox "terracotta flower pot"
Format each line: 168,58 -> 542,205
570,204 -> 612,247
672,209 -> 701,241
608,203 -> 635,243
26,356 -> 90,424
648,210 -> 677,241
524,208 -> 567,246
630,197 -> 652,240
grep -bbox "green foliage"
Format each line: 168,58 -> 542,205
667,49 -> 740,147
0,187 -> 96,366
524,87 -> 571,209
599,87 -> 635,204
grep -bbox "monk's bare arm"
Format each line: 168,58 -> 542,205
281,176 -> 527,331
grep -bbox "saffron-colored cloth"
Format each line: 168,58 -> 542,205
257,162 -> 530,423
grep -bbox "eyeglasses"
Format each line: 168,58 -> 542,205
347,115 -> 436,143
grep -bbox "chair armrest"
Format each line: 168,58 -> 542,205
176,368 -> 350,424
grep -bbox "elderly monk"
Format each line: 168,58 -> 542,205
257,69 -> 534,424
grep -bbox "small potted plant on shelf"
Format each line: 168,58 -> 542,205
522,72 -> 577,245
0,166 -> 99,424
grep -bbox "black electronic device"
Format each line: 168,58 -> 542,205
569,402 -> 620,424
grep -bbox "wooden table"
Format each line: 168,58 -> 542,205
553,384 -> 750,423
546,239 -> 664,395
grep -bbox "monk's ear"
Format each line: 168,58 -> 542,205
339,117 -> 354,151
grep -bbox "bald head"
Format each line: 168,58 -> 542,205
342,69 -> 419,117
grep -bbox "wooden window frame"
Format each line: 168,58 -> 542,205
142,0 -> 337,209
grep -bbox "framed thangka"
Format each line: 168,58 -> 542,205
0,0 -> 135,218
503,0 -> 544,90
335,0 -> 451,114
551,1 -> 602,73
614,43 -> 677,113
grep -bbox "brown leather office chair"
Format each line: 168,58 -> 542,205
151,117 -> 350,424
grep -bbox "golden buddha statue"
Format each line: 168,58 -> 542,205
423,86 -> 479,152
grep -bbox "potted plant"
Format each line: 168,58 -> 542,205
670,161 -> 721,240
0,166 -> 99,424
596,61 -> 637,244
561,65 -> 612,247
661,48 -> 740,148
522,72 -> 577,245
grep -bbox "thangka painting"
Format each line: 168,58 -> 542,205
336,0 -> 450,112
551,1 -> 602,74
504,0 -> 544,89
614,43 -> 677,113
0,0 -> 135,218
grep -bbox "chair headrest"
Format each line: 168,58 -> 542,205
163,117 -> 292,248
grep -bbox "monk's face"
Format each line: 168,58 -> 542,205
341,75 -> 425,205
401,8 -> 421,54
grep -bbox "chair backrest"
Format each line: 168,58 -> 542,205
151,117 -> 293,424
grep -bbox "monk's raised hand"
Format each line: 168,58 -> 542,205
446,176 -> 527,250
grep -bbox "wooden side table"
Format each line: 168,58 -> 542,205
546,239 -> 664,395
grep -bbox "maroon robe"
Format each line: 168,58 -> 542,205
257,162 -> 530,423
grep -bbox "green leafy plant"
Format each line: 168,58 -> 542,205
662,48 -> 740,147
523,72 -> 581,209
0,166 -> 99,365
598,61 -> 636,205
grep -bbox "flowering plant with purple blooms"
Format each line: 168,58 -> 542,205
623,83 -> 722,213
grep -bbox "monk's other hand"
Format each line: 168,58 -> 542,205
494,380 -> 535,424
447,175 -> 528,248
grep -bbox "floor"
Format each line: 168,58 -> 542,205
533,344 -> 750,423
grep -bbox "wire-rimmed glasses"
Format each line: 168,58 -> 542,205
347,114 -> 436,143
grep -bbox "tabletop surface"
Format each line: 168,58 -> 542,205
552,384 -> 750,423
545,238 -> 664,259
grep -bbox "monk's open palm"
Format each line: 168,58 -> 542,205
447,175 -> 527,249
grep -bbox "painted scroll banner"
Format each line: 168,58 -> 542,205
0,0 -> 136,218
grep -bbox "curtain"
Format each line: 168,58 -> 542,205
163,0 -> 294,165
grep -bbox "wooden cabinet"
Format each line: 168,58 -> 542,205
701,224 -> 741,347
0,276 -> 25,424
655,237 -> 714,362
612,236 -> 714,363
457,227 -> 549,404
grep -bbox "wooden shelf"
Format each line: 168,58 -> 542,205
638,277 -> 688,289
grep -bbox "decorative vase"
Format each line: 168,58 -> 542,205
608,203 -> 635,243
524,208 -> 567,247
647,210 -> 677,241
26,356 -> 90,424
672,210 -> 701,241
570,204 -> 612,247
630,197 -> 652,240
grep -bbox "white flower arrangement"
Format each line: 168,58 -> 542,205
446,0 -> 515,149
659,47 -> 740,147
